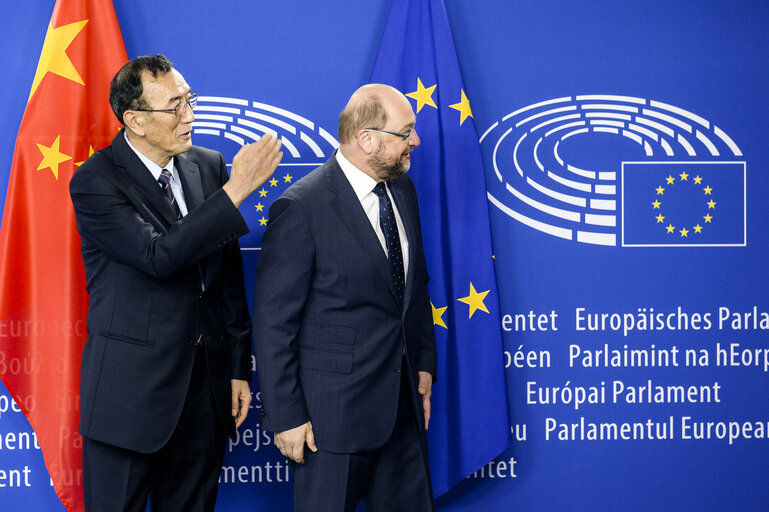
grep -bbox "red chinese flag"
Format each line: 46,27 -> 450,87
0,1 -> 127,510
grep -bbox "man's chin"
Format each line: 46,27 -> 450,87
377,166 -> 408,181
175,139 -> 193,154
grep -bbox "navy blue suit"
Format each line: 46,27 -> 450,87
253,155 -> 437,510
70,130 -> 252,510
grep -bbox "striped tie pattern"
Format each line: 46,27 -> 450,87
157,168 -> 182,220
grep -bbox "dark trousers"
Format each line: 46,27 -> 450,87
82,347 -> 226,512
292,366 -> 435,512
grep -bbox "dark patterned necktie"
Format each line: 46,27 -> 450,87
157,168 -> 182,219
373,182 -> 405,303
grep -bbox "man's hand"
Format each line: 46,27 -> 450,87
223,134 -> 283,207
418,371 -> 433,430
231,379 -> 252,429
275,421 -> 317,464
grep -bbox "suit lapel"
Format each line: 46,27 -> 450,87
175,151 -> 210,287
112,131 -> 180,228
175,152 -> 204,211
324,158 -> 402,306
389,179 -> 417,312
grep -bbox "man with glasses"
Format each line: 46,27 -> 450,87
70,54 -> 282,511
254,84 -> 437,511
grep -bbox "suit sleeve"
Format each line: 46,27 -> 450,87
408,179 -> 438,382
252,195 -> 314,433
211,154 -> 253,381
69,157 -> 249,280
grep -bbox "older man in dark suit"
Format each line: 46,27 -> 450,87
254,84 -> 437,511
70,54 -> 282,512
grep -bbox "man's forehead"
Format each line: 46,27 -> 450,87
141,69 -> 189,100
390,102 -> 416,128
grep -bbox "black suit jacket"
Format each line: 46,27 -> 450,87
70,130 -> 252,453
253,155 -> 437,453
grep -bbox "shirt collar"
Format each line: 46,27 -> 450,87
336,149 -> 379,201
124,130 -> 176,182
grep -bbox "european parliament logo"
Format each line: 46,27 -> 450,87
191,96 -> 338,249
480,95 -> 746,247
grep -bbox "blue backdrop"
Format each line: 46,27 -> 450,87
1,1 -> 768,510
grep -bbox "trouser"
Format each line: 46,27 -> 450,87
83,346 -> 227,512
292,362 -> 435,512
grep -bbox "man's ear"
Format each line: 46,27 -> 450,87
123,110 -> 145,137
357,129 -> 376,155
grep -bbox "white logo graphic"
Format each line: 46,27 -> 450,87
191,96 -> 337,248
192,95 -> 337,159
480,95 -> 744,246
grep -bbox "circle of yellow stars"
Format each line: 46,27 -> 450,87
255,171 -> 294,225
651,171 -> 715,237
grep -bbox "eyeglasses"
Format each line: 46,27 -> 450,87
134,93 -> 198,118
365,127 -> 414,140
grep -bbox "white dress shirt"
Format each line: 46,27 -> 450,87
124,131 -> 189,216
336,149 -> 410,284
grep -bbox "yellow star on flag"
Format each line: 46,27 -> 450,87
36,135 -> 72,179
75,145 -> 96,167
666,175 -> 675,185
707,200 -> 716,209
694,175 -> 703,184
259,217 -> 268,226
449,89 -> 473,125
30,19 -> 89,100
703,186 -> 713,195
269,178 -> 278,187
655,186 -> 665,195
457,282 -> 490,319
652,200 -> 661,209
255,203 -> 264,212
693,224 -> 703,233
666,224 -> 676,234
679,171 -> 689,181
655,214 -> 665,223
259,189 -> 268,197
406,78 -> 437,113
680,227 -> 689,237
704,213 -> 713,223
431,302 -> 448,329
284,173 -> 293,183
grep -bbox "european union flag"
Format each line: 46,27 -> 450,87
370,0 -> 511,496
622,162 -> 746,246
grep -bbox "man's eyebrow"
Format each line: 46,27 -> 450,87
165,89 -> 191,106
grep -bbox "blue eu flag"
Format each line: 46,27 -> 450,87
371,0 -> 511,496
622,162 -> 746,247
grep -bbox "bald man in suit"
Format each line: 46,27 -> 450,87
254,84 -> 437,511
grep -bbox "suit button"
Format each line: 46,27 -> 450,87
393,365 -> 401,373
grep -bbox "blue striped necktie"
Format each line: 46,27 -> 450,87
157,168 -> 182,220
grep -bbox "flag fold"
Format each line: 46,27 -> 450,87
0,1 -> 127,510
370,0 -> 511,497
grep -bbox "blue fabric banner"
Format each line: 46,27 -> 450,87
370,0 -> 511,496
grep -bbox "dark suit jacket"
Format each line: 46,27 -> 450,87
253,155 -> 437,453
70,130 -> 252,453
